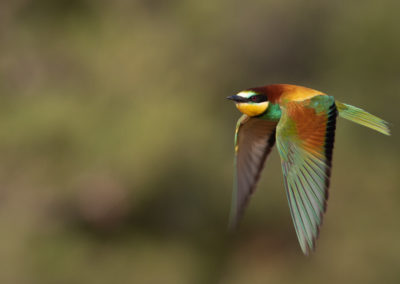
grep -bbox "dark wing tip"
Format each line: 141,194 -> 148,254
310,101 -> 338,253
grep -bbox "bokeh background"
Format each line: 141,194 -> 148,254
0,0 -> 399,283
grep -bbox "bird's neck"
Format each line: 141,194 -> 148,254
258,103 -> 281,121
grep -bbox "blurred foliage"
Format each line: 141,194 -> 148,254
0,0 -> 399,283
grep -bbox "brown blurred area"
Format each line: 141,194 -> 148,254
0,0 -> 399,283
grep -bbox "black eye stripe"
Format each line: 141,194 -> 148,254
247,95 -> 268,103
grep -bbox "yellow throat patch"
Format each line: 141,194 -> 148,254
235,101 -> 269,117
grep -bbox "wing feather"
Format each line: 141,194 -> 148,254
229,115 -> 278,229
276,95 -> 337,254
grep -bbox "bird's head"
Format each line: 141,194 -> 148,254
227,90 -> 269,117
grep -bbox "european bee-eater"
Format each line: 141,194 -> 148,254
227,84 -> 390,255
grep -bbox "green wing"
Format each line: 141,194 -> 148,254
276,95 -> 337,254
229,115 -> 278,229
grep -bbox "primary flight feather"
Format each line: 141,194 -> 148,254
227,84 -> 390,255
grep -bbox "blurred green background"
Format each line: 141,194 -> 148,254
0,0 -> 399,283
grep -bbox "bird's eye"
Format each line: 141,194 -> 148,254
251,96 -> 258,102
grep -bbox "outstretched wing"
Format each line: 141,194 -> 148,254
229,115 -> 278,229
276,95 -> 337,255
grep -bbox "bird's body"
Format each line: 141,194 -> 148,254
227,84 -> 390,255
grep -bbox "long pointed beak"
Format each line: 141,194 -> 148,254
226,95 -> 247,102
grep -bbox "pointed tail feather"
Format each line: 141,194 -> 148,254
336,101 -> 391,135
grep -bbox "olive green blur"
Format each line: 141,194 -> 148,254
0,1 -> 399,283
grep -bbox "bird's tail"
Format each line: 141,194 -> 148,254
335,101 -> 391,135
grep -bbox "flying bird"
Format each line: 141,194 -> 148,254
227,84 -> 390,255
